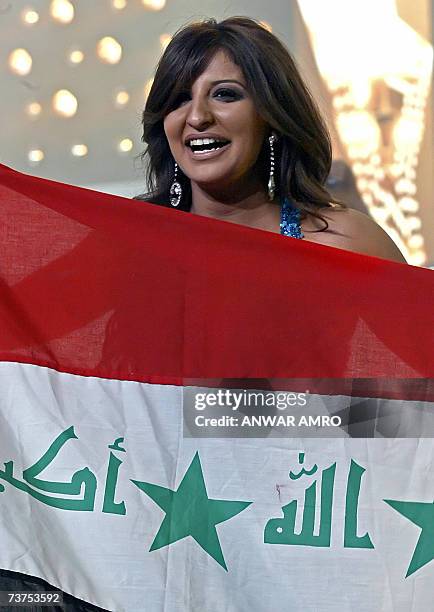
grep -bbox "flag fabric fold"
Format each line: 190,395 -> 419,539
0,163 -> 433,611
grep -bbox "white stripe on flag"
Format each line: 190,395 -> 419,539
0,362 -> 433,611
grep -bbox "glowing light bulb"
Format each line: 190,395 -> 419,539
69,49 -> 84,64
159,33 -> 172,52
348,78 -> 372,108
411,251 -> 426,266
112,0 -> 127,8
408,235 -> 424,249
52,89 -> 78,117
352,162 -> 365,176
142,0 -> 166,10
97,37 -> 122,64
26,102 -> 42,117
8,49 -> 32,76
28,149 -> 44,163
398,197 -> 419,212
332,95 -> 347,110
50,0 -> 74,24
393,116 -> 423,149
396,178 -> 416,195
115,90 -> 130,107
118,138 -> 133,153
356,178 -> 368,191
71,144 -> 88,157
22,8 -> 39,25
407,216 -> 422,231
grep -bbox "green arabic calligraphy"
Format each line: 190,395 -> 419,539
289,452 -> 318,480
0,426 -> 96,511
345,460 -> 374,549
265,457 -> 374,549
102,442 -> 126,515
265,463 -> 336,546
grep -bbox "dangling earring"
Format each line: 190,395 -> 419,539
268,134 -> 276,201
170,162 -> 182,207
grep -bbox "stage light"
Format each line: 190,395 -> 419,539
97,37 -> 122,64
118,138 -> 133,153
411,251 -> 426,266
69,49 -> 84,64
398,196 -> 419,212
407,216 -> 422,231
396,179 -> 417,196
26,102 -> 42,117
408,235 -> 424,249
159,34 -> 172,52
113,0 -> 127,8
298,0 -> 433,265
28,149 -> 44,163
22,9 -> 39,25
8,49 -> 32,76
393,116 -> 423,149
115,90 -> 130,107
52,89 -> 78,117
50,0 -> 74,24
71,144 -> 88,157
142,0 -> 166,10
356,178 -> 369,191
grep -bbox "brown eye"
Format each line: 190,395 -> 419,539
214,88 -> 243,100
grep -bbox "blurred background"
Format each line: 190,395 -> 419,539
0,0 -> 432,265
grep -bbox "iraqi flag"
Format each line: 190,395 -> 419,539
0,163 -> 433,611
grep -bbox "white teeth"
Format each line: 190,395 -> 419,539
188,137 -> 226,146
194,148 -> 219,154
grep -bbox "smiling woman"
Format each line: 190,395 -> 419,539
137,17 -> 406,263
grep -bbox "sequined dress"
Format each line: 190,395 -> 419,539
280,197 -> 304,239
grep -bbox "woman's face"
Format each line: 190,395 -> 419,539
163,50 -> 268,192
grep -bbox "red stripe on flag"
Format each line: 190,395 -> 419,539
0,163 -> 433,385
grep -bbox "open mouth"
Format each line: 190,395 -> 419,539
185,138 -> 231,155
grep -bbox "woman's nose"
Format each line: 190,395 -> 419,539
186,96 -> 214,128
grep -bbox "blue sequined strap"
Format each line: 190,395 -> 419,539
280,198 -> 304,239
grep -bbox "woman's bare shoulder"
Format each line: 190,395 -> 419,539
301,206 -> 407,264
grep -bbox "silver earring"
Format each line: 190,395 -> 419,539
170,162 -> 182,207
268,134 -> 276,201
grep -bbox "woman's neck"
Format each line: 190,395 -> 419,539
190,182 -> 281,233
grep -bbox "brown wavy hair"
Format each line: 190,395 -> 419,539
136,16 -> 343,224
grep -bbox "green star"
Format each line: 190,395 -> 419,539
131,452 -> 251,570
385,498 -> 434,577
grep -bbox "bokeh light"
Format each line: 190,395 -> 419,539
50,0 -> 75,24
118,138 -> 133,153
8,49 -> 33,76
26,102 -> 42,118
114,90 -> 130,107
112,0 -> 127,8
52,89 -> 78,117
71,144 -> 88,157
97,37 -> 122,64
142,0 -> 166,10
28,149 -> 44,163
69,49 -> 84,64
21,9 -> 39,25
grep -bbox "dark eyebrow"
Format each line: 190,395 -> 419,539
210,79 -> 246,88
